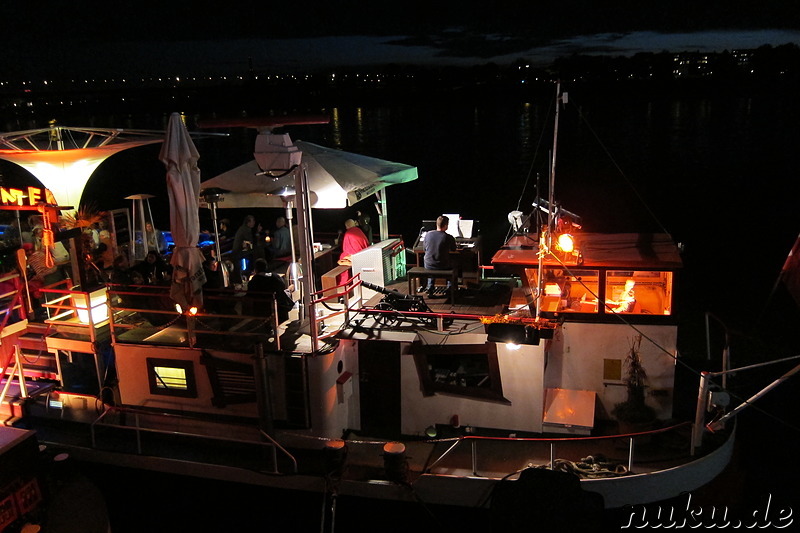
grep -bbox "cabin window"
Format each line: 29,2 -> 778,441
146,358 -> 197,398
524,267 -> 600,313
413,343 -> 510,403
604,271 -> 673,315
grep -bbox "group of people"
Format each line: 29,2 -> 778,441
231,214 -> 293,282
110,250 -> 172,287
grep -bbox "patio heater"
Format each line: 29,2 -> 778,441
125,193 -> 156,262
276,185 -> 303,316
200,187 -> 230,287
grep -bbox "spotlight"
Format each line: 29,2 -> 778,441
486,323 -> 527,344
556,233 -> 575,253
485,323 -> 542,345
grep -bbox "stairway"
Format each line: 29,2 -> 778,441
1,322 -> 60,421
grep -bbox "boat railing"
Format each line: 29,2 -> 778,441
421,421 -> 694,478
0,270 -> 28,338
106,283 -> 281,349
90,404 -> 298,475
309,272 -> 366,352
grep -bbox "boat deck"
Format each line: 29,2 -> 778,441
279,275 -> 516,353
13,391 -> 732,512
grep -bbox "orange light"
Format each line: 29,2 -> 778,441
188,307 -> 198,316
556,233 -> 574,253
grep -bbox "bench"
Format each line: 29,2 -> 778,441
407,267 -> 458,303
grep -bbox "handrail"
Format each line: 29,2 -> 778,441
423,421 -> 694,477
0,271 -> 26,337
91,404 -> 297,474
105,282 -> 281,349
259,429 -> 298,474
309,272 -> 365,350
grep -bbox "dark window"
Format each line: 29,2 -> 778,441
413,343 -> 509,403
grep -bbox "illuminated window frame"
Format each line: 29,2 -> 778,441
146,358 -> 197,398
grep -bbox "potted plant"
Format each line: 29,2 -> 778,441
611,335 -> 656,432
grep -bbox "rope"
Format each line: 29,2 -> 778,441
551,455 -> 629,478
39,209 -> 56,268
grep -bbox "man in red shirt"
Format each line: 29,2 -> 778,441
338,219 -> 369,266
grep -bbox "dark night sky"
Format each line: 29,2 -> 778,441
3,1 -> 800,77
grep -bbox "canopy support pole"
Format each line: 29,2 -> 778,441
376,189 -> 389,242
295,165 -> 317,346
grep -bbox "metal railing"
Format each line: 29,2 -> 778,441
105,283 -> 281,350
0,271 -> 27,337
422,421 -> 694,478
309,273 -> 365,352
90,404 -> 298,475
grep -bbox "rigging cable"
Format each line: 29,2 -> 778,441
504,95 -> 556,243
568,95 -> 673,239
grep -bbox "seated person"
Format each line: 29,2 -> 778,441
134,251 -> 171,285
337,219 -> 369,266
144,222 -> 168,255
607,279 -> 636,313
245,258 -> 294,323
111,255 -> 143,286
422,215 -> 457,294
266,216 -> 292,261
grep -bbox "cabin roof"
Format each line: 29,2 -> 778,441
492,232 -> 683,270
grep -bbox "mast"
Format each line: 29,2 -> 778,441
537,82 -> 565,320
547,81 -> 561,245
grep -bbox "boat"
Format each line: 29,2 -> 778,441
2,88 -> 778,528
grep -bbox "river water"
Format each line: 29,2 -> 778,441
5,80 -> 798,324
2,79 -> 800,530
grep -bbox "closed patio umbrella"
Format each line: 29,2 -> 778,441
160,113 -> 206,309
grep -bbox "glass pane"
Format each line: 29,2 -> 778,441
153,366 -> 188,390
604,271 -> 673,315
525,267 -> 600,313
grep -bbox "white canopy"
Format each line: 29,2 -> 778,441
200,140 -> 418,209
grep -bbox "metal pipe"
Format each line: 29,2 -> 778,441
691,371 -> 711,455
471,438 -> 478,476
708,361 -> 800,432
424,439 -> 462,472
627,437 -> 634,472
253,343 -> 274,435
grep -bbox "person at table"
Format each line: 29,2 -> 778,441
232,214 -> 257,281
606,279 -> 636,313
266,216 -> 292,262
134,250 -> 171,285
218,218 -> 232,240
337,218 -> 369,266
144,222 -> 167,254
245,258 -> 294,323
423,215 -> 457,294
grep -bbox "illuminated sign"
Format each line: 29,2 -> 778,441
0,186 -> 57,207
